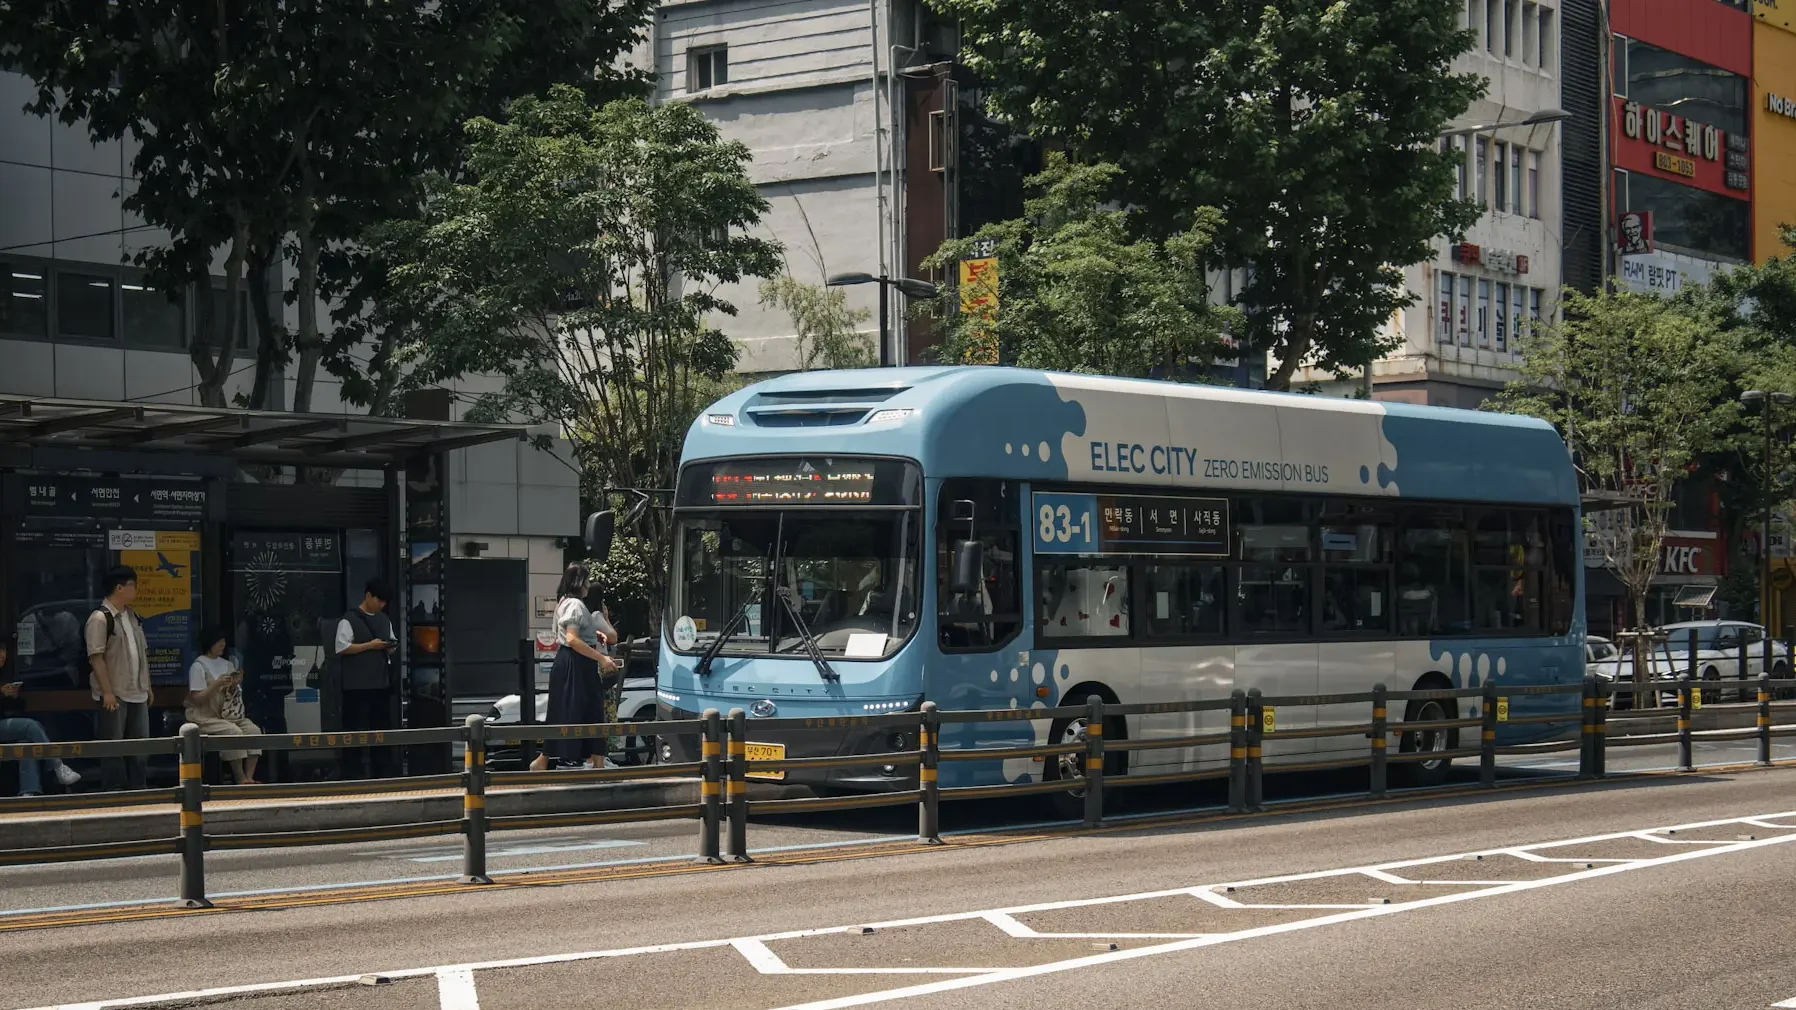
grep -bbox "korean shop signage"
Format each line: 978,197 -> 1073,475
1450,243 -> 1528,275
1613,96 -> 1749,198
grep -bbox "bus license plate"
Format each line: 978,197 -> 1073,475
745,742 -> 786,781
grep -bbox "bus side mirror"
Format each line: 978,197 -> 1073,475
950,540 -> 984,593
584,510 -> 616,558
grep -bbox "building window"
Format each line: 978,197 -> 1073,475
1476,279 -> 1491,348
1616,37 -> 1746,137
1527,150 -> 1541,219
687,45 -> 728,93
1486,0 -> 1499,53
1494,281 -> 1509,351
1530,287 -> 1543,329
1512,284 -> 1527,349
1493,141 -> 1508,212
1466,0 -> 1478,33
57,271 -> 115,340
1523,2 -> 1539,66
1476,136 -> 1491,208
207,286 -> 253,351
928,109 -> 952,173
1504,0 -> 1517,57
1539,7 -> 1554,72
1620,171 -> 1750,261
1457,275 -> 1473,345
1438,271 -> 1456,343
1510,146 -> 1524,215
122,277 -> 185,349
1,260 -> 48,338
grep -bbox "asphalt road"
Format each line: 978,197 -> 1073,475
5,751 -> 1796,1010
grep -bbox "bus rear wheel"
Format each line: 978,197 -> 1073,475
1396,697 -> 1457,788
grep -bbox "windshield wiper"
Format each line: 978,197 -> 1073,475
774,586 -> 838,682
762,512 -> 837,683
694,601 -> 754,677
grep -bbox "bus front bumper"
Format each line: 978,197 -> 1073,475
659,702 -> 921,793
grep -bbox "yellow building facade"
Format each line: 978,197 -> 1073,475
1754,4 -> 1796,260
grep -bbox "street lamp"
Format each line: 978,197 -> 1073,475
826,272 -> 941,367
1742,390 -> 1795,634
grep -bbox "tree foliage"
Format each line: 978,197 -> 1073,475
758,276 -> 876,370
920,155 -> 1236,377
373,87 -> 782,622
1492,289 -> 1741,631
0,0 -> 654,411
932,0 -> 1485,388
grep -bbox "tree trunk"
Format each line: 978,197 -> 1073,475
290,172 -> 324,413
193,222 -> 250,408
245,241 -> 283,410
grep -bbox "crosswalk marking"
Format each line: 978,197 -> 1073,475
436,968 -> 479,1010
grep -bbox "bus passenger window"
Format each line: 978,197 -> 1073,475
1238,565 -> 1308,635
1141,564 -> 1224,638
1039,562 -> 1131,639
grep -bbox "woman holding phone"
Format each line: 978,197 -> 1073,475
187,625 -> 263,784
531,563 -> 622,771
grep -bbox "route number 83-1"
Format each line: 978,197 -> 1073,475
1038,502 -> 1092,544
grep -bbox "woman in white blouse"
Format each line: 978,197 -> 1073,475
530,563 -> 622,771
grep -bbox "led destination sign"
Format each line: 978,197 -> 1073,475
678,457 -> 921,507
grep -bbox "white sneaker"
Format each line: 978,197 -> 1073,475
54,763 -> 82,787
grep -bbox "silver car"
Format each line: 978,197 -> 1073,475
486,674 -> 660,767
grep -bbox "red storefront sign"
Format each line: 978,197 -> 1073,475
1659,536 -> 1721,579
1612,96 -> 1750,199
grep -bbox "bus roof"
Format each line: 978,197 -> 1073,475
683,366 -> 1578,506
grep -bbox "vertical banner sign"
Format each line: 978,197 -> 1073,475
118,530 -> 202,685
959,257 -> 1000,318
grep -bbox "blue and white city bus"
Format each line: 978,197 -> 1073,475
656,367 -> 1583,798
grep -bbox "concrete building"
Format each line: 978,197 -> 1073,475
635,0 -> 1029,373
0,68 -> 579,752
1296,0 -> 1568,407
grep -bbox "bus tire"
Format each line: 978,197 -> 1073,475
1044,695 -> 1124,819
1396,682 -> 1457,788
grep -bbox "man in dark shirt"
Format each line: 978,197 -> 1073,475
333,579 -> 397,778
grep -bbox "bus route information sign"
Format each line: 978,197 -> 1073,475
1032,492 -> 1229,557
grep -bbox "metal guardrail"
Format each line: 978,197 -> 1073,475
5,674 -> 1795,906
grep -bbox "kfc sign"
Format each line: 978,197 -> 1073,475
1658,535 -> 1720,579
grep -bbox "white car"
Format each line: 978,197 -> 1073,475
486,673 -> 660,767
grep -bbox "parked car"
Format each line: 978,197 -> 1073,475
1621,621 -> 1791,704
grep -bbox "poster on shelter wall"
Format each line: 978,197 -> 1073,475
120,530 -> 201,685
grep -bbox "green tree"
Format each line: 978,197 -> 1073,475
373,87 -> 782,622
933,0 -> 1484,389
920,155 -> 1236,377
758,276 -> 876,371
1492,289 -> 1741,642
0,0 -> 654,411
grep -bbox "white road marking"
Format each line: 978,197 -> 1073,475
731,939 -> 988,976
980,911 -> 1206,941
1771,997 -> 1796,1008
20,808 -> 1796,1010
436,968 -> 479,1010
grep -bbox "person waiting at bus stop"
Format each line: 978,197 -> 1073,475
0,638 -> 83,796
333,579 -> 398,778
530,563 -> 621,772
185,626 -> 262,785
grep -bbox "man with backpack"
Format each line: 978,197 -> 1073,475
86,565 -> 152,791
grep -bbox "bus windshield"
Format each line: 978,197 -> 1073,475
670,510 -> 920,659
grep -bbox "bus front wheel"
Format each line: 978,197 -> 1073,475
1044,707 -> 1123,819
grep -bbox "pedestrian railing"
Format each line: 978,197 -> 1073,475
3,674 -> 1795,910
